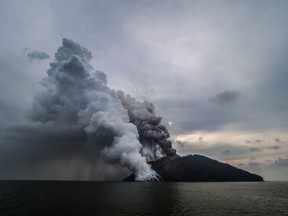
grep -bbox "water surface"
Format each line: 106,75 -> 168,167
0,181 -> 287,215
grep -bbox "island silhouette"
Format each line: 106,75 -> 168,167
124,155 -> 263,182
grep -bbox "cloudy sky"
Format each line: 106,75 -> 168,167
1,0 -> 288,181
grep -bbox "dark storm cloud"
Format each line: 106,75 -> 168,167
212,90 -> 240,105
0,123 -> 89,180
0,122 -> 132,180
0,123 -> 86,164
25,49 -> 50,61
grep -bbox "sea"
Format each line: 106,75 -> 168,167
0,181 -> 287,215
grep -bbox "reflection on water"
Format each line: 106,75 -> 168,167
0,181 -> 287,215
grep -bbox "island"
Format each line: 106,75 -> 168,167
124,154 -> 263,182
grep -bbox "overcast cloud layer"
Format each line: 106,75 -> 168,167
0,0 -> 288,180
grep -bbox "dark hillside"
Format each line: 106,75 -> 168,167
124,154 -> 263,182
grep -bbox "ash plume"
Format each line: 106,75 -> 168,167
117,91 -> 176,161
31,38 -> 160,181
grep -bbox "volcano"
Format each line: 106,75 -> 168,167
124,155 -> 263,182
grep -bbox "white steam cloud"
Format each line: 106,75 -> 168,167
30,39 -> 176,181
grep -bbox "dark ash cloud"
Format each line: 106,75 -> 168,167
117,91 -> 176,160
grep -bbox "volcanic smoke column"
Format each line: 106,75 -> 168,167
31,38 -> 157,181
117,91 -> 176,161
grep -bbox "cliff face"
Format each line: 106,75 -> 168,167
124,155 -> 263,182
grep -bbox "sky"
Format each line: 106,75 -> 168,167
0,0 -> 288,181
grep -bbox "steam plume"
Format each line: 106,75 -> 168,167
31,39 -> 160,181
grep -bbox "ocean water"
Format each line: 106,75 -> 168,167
0,181 -> 287,216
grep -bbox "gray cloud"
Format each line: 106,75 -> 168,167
250,147 -> 261,152
275,157 -> 288,167
212,90 -> 240,105
242,157 -> 262,170
175,142 -> 249,162
274,138 -> 283,143
222,150 -> 231,154
25,49 -> 50,61
237,158 -> 262,172
247,139 -> 264,144
1,0 -> 288,181
248,161 -> 261,167
267,146 -> 280,150
174,140 -> 187,148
